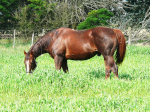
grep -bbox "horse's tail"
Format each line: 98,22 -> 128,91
114,29 -> 126,65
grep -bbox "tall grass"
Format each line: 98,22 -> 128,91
0,44 -> 150,111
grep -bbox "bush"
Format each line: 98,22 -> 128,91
77,9 -> 114,30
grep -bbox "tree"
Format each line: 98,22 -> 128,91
77,9 -> 113,30
46,0 -> 125,29
0,0 -> 30,29
124,0 -> 150,25
1,0 -> 128,30
14,0 -> 56,30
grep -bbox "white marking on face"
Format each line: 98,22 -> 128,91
26,60 -> 30,73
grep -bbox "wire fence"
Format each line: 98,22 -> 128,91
0,27 -> 150,48
0,28 -> 56,48
123,27 -> 150,45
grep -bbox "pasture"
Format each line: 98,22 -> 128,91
0,43 -> 150,111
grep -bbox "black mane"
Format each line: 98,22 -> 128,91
28,29 -> 58,58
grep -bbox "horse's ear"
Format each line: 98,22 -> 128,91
30,50 -> 34,57
24,50 -> 27,55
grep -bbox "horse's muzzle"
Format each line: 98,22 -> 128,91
26,71 -> 33,74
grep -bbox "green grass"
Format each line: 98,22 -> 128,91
0,44 -> 150,111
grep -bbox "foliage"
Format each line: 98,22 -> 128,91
124,0 -> 150,25
0,0 -> 18,29
77,9 -> 114,30
15,0 -> 56,30
0,0 -> 30,29
0,0 -> 123,30
0,43 -> 150,111
0,0 -> 149,30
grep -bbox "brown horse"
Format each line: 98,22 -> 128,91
24,27 -> 126,79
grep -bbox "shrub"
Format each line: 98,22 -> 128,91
77,9 -> 114,30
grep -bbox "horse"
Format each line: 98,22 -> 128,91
24,27 -> 126,79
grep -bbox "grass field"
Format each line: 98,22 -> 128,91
0,43 -> 150,111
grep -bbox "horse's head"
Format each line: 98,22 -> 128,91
24,50 -> 37,74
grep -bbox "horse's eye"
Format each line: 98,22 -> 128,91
31,60 -> 35,64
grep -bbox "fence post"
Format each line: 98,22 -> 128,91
128,27 -> 131,46
13,29 -> 16,48
42,29 -> 44,36
31,31 -> 34,46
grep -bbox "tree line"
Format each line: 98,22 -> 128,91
0,0 -> 150,30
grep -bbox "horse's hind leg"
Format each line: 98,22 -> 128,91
61,58 -> 68,73
104,56 -> 118,79
111,63 -> 118,78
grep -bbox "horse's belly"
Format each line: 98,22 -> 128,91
65,41 -> 98,60
65,52 -> 97,60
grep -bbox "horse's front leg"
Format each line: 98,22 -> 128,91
61,58 -> 68,73
54,55 -> 63,70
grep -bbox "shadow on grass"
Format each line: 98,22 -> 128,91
88,70 -> 105,79
119,74 -> 133,80
89,70 -> 135,80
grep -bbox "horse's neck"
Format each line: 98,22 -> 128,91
30,30 -> 57,58
30,38 -> 49,58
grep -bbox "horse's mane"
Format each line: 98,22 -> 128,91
29,29 -> 58,52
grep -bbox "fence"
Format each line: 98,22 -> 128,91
124,27 -> 150,46
0,27 -> 150,48
0,28 -> 55,48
